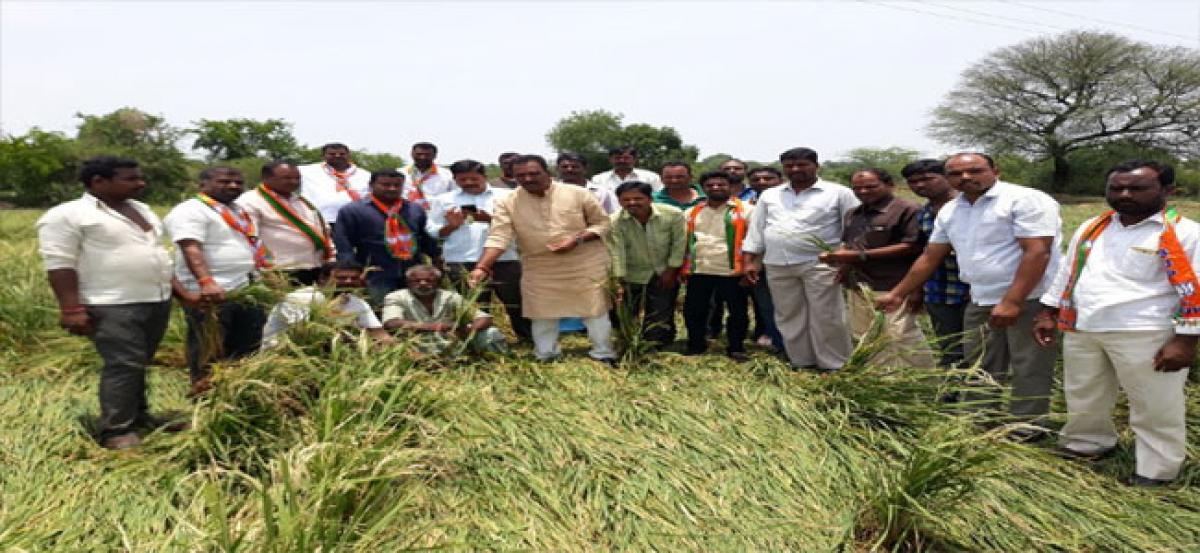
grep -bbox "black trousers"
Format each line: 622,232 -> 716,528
614,275 -> 679,346
446,260 -> 531,341
88,301 -> 172,439
926,302 -> 967,368
185,301 -> 268,383
284,268 -> 321,287
684,274 -> 749,353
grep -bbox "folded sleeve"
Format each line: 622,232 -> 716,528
36,206 -> 83,271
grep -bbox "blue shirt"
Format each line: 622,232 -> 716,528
333,198 -> 441,288
918,202 -> 969,305
426,186 -> 518,263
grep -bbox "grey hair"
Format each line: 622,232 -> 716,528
404,264 -> 442,279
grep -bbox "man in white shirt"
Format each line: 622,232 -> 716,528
36,156 -> 185,450
427,159 -> 530,341
164,166 -> 269,389
743,147 -> 860,371
298,142 -> 371,227
589,146 -> 664,194
261,266 -> 391,349
878,152 -> 1061,431
401,141 -> 458,208
557,152 -> 619,215
239,161 -> 334,285
1034,160 -> 1197,486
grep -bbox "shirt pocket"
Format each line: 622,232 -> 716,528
1122,240 -> 1163,281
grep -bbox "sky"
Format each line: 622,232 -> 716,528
1,1 -> 1198,164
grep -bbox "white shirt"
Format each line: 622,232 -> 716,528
402,164 -> 458,201
261,286 -> 382,348
298,163 -> 371,223
36,193 -> 173,305
1041,212 -> 1200,335
585,182 -> 620,215
590,168 -> 664,193
742,180 -> 860,265
929,181 -> 1062,305
164,198 -> 258,293
427,185 -> 519,263
236,188 -> 332,270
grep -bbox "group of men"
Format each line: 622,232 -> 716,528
37,142 -> 1196,487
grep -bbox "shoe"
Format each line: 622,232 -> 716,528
1052,446 -> 1114,461
684,347 -> 707,356
101,432 -> 141,450
727,351 -> 750,363
1007,426 -> 1050,444
596,357 -> 620,368
187,377 -> 213,399
1125,474 -> 1173,487
755,336 -> 774,347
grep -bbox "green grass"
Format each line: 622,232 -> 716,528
4,200 -> 1200,551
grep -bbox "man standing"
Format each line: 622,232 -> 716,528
819,168 -> 932,367
491,152 -> 521,189
402,141 -> 457,208
1034,161 -> 1196,486
682,171 -> 754,360
334,169 -> 441,305
238,161 -> 333,285
165,166 -> 270,390
720,158 -> 756,202
878,153 -> 1060,427
557,152 -> 619,214
744,166 -> 785,349
609,181 -> 687,348
652,161 -> 704,209
746,166 -> 784,200
590,146 -> 664,193
902,159 -> 969,367
743,147 -> 859,371
469,155 -> 616,363
428,159 -> 531,341
37,156 -> 182,449
298,143 -> 370,228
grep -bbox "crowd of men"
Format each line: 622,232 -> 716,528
36,142 -> 1198,488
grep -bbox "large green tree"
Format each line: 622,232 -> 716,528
0,129 -> 80,206
930,31 -> 1200,192
821,147 -> 923,185
546,110 -> 699,174
189,118 -> 302,161
75,107 -> 191,202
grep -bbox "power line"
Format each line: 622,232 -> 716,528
924,1 -> 1073,34
1001,0 -> 1198,43
858,1 -> 1047,36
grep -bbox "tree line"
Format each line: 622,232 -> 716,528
2,30 -> 1197,207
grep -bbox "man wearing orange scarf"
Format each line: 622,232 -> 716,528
298,143 -> 371,228
1034,160 -> 1198,487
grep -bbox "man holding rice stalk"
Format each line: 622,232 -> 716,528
1034,160 -> 1198,487
37,156 -> 190,449
819,167 -> 934,368
877,152 -> 1061,438
743,147 -> 860,372
238,161 -> 334,286
165,166 -> 271,392
383,265 -> 507,354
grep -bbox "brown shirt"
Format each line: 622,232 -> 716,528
842,196 -> 922,291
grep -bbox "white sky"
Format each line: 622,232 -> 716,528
2,1 -> 1198,164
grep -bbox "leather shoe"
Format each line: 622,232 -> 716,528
101,432 -> 141,450
1126,474 -> 1173,487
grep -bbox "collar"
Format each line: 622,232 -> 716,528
618,204 -> 664,223
783,179 -> 827,195
1112,210 -> 1167,229
856,195 -> 896,214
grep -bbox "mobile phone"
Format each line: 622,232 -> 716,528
460,205 -> 478,214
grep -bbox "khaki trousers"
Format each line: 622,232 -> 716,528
962,300 -> 1056,418
766,261 -> 851,370
1060,329 -> 1188,481
848,290 -> 935,368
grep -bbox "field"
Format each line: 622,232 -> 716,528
4,197 -> 1200,551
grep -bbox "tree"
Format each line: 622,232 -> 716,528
0,129 -> 80,206
546,109 -> 699,174
930,31 -> 1200,192
189,118 -> 302,161
821,147 -> 922,185
75,107 -> 191,202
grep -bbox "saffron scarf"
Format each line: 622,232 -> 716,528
195,193 -> 272,269
681,199 -> 748,277
404,165 -> 437,209
256,185 -> 333,257
323,163 -> 361,201
370,195 -> 416,260
1057,207 -> 1200,331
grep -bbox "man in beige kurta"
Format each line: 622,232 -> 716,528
469,154 -> 615,362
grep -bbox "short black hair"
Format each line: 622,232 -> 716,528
449,159 -> 487,176
261,160 -> 297,179
321,142 -> 349,154
720,158 -> 747,169
1107,159 -> 1176,186
198,166 -> 242,182
852,167 -> 894,185
660,160 -> 692,175
947,152 -> 996,169
412,142 -> 438,154
697,170 -> 733,186
511,154 -> 549,172
79,155 -> 139,187
615,181 -> 653,198
779,147 -> 819,164
556,151 -> 588,166
498,152 -> 520,162
608,145 -> 638,157
900,159 -> 944,178
747,166 -> 782,179
369,169 -> 406,184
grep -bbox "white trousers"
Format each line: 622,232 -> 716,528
1060,329 -> 1188,481
531,316 -> 615,361
766,261 -> 851,370
847,289 -> 935,368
